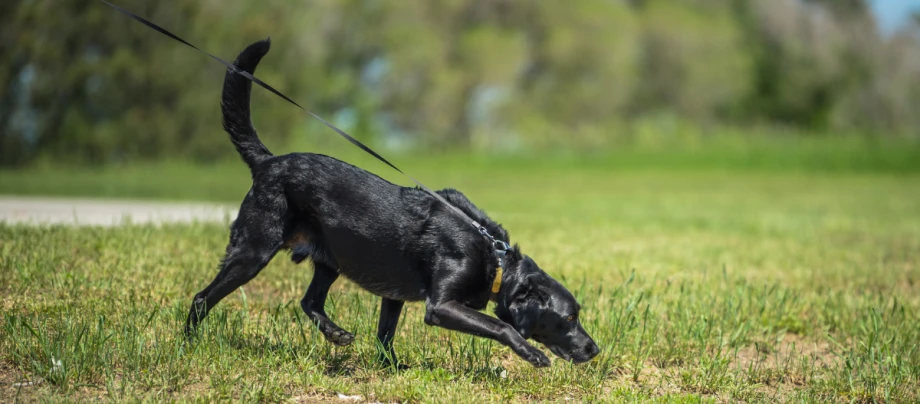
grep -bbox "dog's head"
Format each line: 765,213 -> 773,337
495,253 -> 599,364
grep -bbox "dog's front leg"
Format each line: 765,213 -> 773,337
376,298 -> 406,369
424,300 -> 550,367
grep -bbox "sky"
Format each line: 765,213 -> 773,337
870,0 -> 920,34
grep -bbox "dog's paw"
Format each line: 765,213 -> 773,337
183,327 -> 199,340
324,329 -> 355,346
377,359 -> 410,371
376,354 -> 410,371
523,347 -> 551,368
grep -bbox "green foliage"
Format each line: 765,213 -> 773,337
637,1 -> 752,121
2,0 -> 917,167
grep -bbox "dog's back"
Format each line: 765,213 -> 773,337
220,40 -> 505,301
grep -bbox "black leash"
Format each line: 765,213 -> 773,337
100,1 -> 512,257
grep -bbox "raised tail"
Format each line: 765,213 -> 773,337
221,38 -> 273,170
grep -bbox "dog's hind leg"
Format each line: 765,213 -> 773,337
185,193 -> 284,336
301,262 -> 354,346
375,298 -> 406,368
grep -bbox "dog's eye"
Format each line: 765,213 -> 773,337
566,315 -> 575,322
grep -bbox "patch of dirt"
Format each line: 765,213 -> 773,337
733,333 -> 839,376
601,334 -> 842,401
290,393 -> 338,403
1,293 -> 15,312
1,362 -> 46,403
731,334 -> 841,400
740,333 -> 836,364
632,364 -> 683,395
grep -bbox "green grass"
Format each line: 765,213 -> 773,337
2,156 -> 920,402
2,131 -> 919,203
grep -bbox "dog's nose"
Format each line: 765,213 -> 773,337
585,342 -> 599,359
572,342 -> 600,364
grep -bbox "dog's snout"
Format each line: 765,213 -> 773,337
570,341 -> 599,363
585,342 -> 600,359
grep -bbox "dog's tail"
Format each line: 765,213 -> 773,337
222,38 -> 273,170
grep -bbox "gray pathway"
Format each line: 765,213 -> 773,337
0,197 -> 237,226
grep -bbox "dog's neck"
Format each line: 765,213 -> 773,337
490,259 -> 523,303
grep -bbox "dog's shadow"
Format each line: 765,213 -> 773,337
321,351 -> 357,376
217,335 -> 506,380
218,335 -> 358,376
412,359 -> 507,382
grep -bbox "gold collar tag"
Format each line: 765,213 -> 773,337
491,266 -> 503,294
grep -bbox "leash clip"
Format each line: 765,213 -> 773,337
493,240 -> 511,256
475,222 -> 509,296
476,222 -> 511,264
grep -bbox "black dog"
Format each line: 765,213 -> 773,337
185,39 -> 599,368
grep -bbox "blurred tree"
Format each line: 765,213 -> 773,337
634,0 -> 752,122
0,1 -> 206,165
2,0 -> 919,166
741,0 -> 850,130
508,0 -> 640,149
803,0 -> 869,17
0,0 -> 27,164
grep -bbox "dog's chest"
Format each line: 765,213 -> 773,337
323,227 -> 427,301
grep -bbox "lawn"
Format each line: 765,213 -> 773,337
1,157 -> 919,402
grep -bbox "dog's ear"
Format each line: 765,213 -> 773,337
509,296 -> 543,339
504,273 -> 545,339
